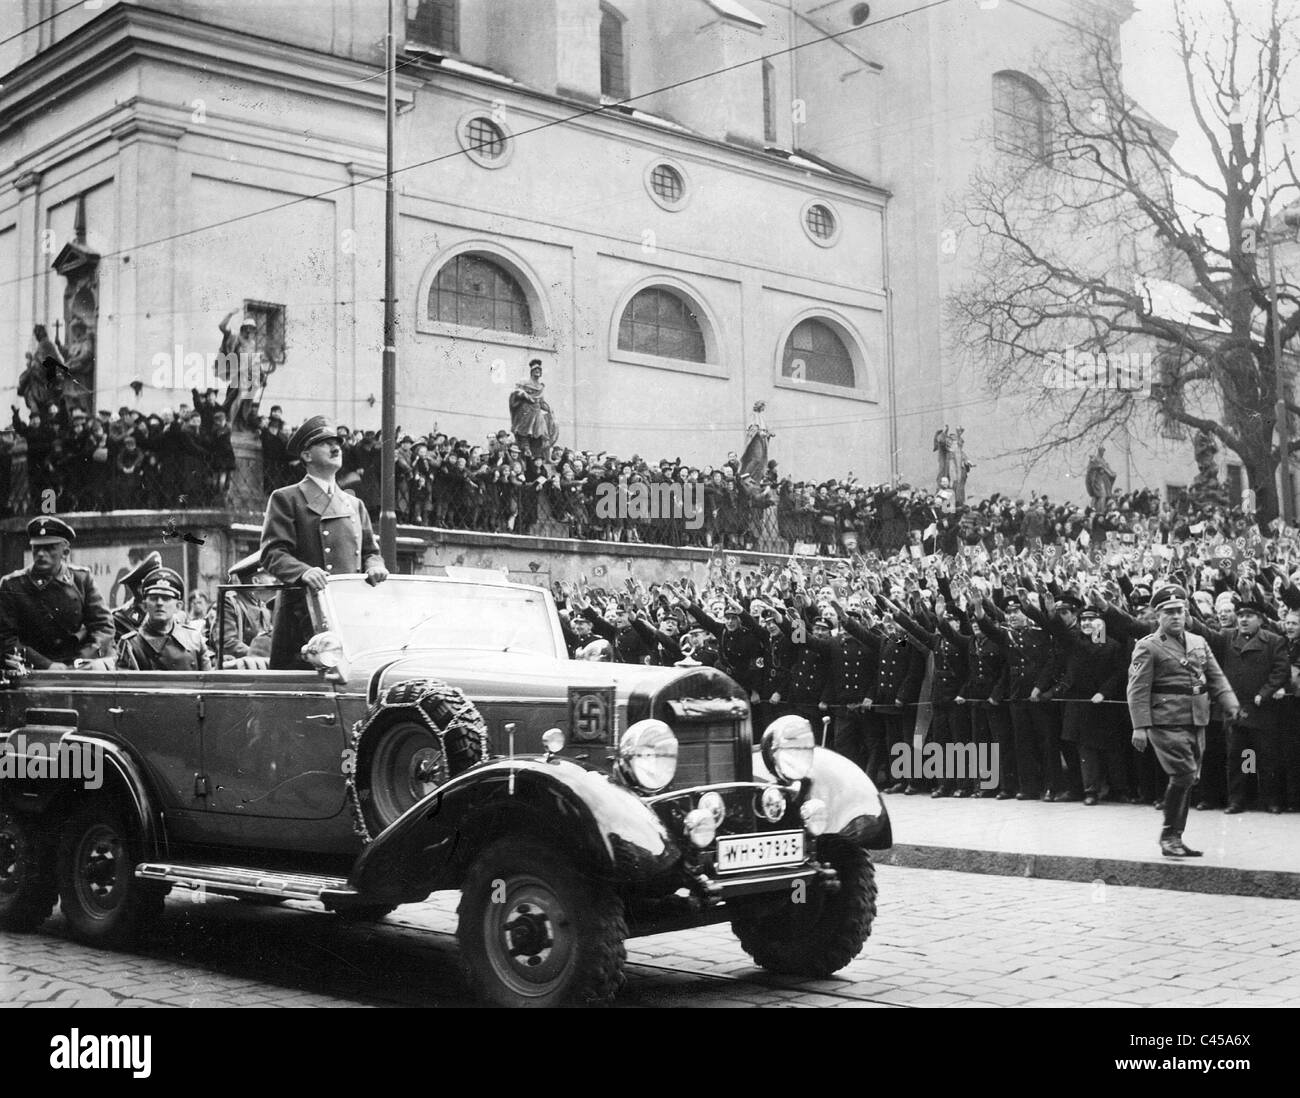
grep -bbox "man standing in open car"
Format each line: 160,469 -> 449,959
1127,585 -> 1238,858
260,416 -> 389,668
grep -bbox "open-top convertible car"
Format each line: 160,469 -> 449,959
0,571 -> 891,1006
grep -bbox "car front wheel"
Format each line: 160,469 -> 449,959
57,800 -> 164,948
731,835 -> 877,977
0,809 -> 58,932
457,837 -> 626,1008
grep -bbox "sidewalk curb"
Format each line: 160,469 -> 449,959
882,843 -> 1300,900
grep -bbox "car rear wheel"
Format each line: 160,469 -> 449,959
0,809 -> 58,932
457,837 -> 627,1008
731,835 -> 877,977
57,799 -> 164,948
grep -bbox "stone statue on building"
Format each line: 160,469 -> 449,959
510,358 -> 558,458
1188,428 -> 1228,509
1085,445 -> 1117,512
933,424 -> 971,505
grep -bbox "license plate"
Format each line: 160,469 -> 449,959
715,831 -> 805,873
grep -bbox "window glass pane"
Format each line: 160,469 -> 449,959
783,319 -> 854,387
618,287 -> 707,362
428,254 -> 532,334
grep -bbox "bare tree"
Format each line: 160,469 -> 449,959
949,0 -> 1300,524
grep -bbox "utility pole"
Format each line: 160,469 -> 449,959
380,0 -> 398,566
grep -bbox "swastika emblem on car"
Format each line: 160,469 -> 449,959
568,686 -> 615,744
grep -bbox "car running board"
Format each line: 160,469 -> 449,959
136,862 -> 358,903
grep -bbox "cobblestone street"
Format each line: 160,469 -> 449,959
5,864 -> 1299,1009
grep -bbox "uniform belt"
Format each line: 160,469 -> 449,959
1152,685 -> 1206,696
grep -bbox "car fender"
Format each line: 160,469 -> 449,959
752,746 -> 892,849
0,717 -> 164,853
349,757 -> 679,902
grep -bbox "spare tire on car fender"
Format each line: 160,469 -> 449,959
347,679 -> 489,840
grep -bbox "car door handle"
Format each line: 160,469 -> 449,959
108,707 -> 126,716
305,713 -> 336,723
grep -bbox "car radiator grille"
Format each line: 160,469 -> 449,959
674,722 -> 739,787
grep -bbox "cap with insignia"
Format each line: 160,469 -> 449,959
27,516 -> 75,546
120,551 -> 163,592
1129,584 -> 1152,607
142,567 -> 184,600
228,550 -> 265,582
1003,594 -> 1022,610
1056,594 -> 1084,612
1080,607 -> 1102,621
288,415 -> 341,455
1236,600 -> 1270,618
1150,584 -> 1188,611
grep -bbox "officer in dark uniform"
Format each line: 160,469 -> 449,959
1128,585 -> 1238,857
111,551 -> 163,639
785,611 -> 835,748
688,598 -> 764,694
580,599 -> 655,664
975,592 -> 1052,800
1022,591 -> 1087,801
0,517 -> 114,673
960,600 -> 1013,798
891,596 -> 969,795
823,601 -> 877,771
855,601 -> 925,791
752,600 -> 794,731
117,568 -> 214,672
218,551 -> 274,668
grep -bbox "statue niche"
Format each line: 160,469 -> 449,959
51,195 -> 100,414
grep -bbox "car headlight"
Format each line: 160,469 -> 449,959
302,632 -> 344,669
759,785 -> 787,822
617,719 -> 678,793
683,808 -> 717,848
761,715 -> 816,782
698,791 -> 726,827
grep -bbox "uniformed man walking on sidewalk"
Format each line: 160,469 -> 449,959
1127,585 -> 1238,858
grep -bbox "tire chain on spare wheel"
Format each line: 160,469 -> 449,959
345,679 -> 489,842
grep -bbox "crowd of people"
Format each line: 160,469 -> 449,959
551,528 -> 1300,828
3,393 -> 237,513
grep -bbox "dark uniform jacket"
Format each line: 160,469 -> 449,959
688,603 -> 764,692
582,608 -> 655,665
895,608 -> 968,707
975,607 -> 1051,701
826,630 -> 877,706
755,627 -> 794,700
112,600 -> 146,640
219,592 -> 273,660
260,476 -> 384,582
118,621 -> 214,672
960,630 -> 1007,703
784,621 -> 833,705
0,563 -> 114,669
1189,621 -> 1291,732
847,621 -> 924,713
630,617 -> 685,666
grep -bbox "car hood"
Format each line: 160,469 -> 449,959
355,650 -> 730,700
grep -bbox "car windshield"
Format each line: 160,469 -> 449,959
324,577 -> 558,658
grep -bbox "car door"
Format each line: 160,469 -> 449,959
111,670 -> 208,841
197,669 -> 351,842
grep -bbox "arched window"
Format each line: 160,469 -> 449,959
600,3 -> 628,99
618,287 -> 706,362
993,71 -> 1050,162
428,254 -> 533,335
782,319 -> 855,387
407,0 -> 458,53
